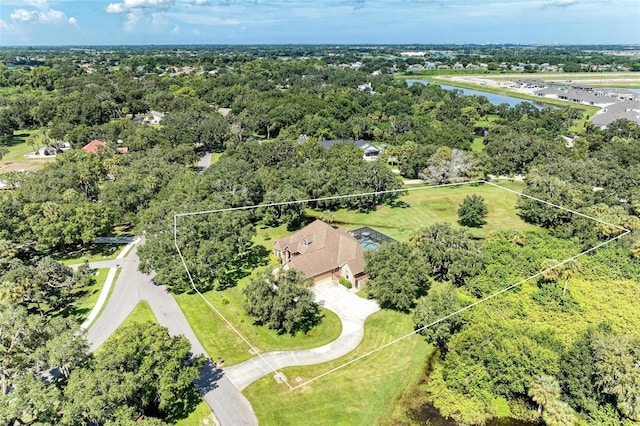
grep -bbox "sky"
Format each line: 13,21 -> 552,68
0,0 -> 639,46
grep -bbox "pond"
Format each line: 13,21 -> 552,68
406,79 -> 551,109
410,401 -> 539,426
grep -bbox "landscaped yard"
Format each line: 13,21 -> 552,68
308,180 -> 538,241
243,310 -> 432,425
0,130 -> 56,172
174,282 -> 342,366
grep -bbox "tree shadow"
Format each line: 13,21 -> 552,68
193,358 -> 225,394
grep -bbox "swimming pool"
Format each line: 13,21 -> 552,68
359,241 -> 379,250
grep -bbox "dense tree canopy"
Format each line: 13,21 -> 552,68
364,241 -> 430,311
244,267 -> 320,335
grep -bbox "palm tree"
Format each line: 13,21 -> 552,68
528,375 -> 561,416
542,400 -> 578,426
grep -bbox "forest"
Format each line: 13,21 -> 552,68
0,46 -> 639,425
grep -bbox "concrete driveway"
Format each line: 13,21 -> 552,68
223,279 -> 379,390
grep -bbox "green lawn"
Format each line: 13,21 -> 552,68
244,310 -> 433,425
69,268 -> 110,323
308,180 -> 537,241
0,129 -> 57,173
470,136 -> 485,152
174,285 -> 342,366
175,402 -> 215,426
54,243 -> 127,266
121,301 -> 158,326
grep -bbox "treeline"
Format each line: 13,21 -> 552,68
1,46 -> 639,425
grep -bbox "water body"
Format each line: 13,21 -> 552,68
406,79 -> 549,108
611,88 -> 640,94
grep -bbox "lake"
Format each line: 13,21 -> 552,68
406,79 -> 549,108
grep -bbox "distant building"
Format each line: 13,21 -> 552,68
592,100 -> 640,128
320,139 -> 382,161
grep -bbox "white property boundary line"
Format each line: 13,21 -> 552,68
173,179 -> 631,392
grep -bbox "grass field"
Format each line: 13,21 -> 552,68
174,287 -> 342,366
308,180 -> 537,241
0,130 -> 56,173
243,310 -> 433,425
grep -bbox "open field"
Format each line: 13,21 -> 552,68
244,310 -> 432,426
308,180 -> 538,241
440,72 -> 640,88
0,129 -> 59,173
174,287 -> 342,367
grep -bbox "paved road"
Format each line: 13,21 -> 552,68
85,243 -> 258,426
196,151 -> 212,172
85,248 -> 379,425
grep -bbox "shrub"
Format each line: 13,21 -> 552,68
339,276 -> 352,289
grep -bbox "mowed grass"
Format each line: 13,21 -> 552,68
69,268 -> 110,324
120,301 -> 158,326
174,285 -> 342,365
0,130 -> 56,172
244,310 -> 432,426
309,180 -> 537,241
175,401 -> 215,426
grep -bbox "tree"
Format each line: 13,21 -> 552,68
559,330 -> 599,414
364,242 -> 430,312
413,284 -> 465,349
528,375 -> 561,415
409,223 -> 483,286
419,147 -> 473,184
244,267 -> 321,335
591,330 -> 640,421
543,399 -> 578,426
457,194 -> 488,227
62,323 -> 203,424
517,172 -> 592,229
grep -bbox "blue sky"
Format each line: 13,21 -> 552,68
1,0 -> 639,46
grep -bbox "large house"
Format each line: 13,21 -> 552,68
272,220 -> 368,289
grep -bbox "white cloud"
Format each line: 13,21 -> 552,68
11,9 -> 39,22
10,4 -> 77,25
106,0 -> 175,14
123,10 -> 145,31
543,0 -> 577,6
171,24 -> 180,33
192,0 -> 209,5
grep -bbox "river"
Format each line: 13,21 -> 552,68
406,79 -> 551,108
